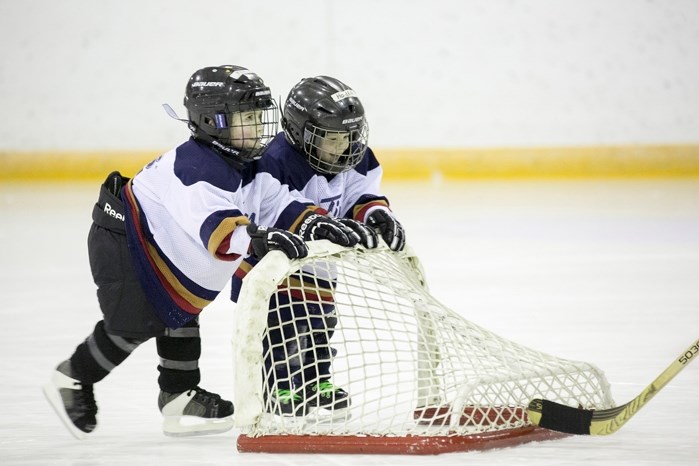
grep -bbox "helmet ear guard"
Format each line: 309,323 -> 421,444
280,115 -> 290,134
281,113 -> 307,157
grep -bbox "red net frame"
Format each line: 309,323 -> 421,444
238,427 -> 568,454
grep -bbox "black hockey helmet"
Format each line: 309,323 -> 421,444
282,76 -> 368,175
184,65 -> 278,163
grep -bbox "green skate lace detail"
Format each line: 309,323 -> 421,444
315,381 -> 338,395
275,389 -> 301,403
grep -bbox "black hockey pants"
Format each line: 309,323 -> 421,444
68,172 -> 201,393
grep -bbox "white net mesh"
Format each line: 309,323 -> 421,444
233,241 -> 614,441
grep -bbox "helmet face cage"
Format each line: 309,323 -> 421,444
302,121 -> 369,174
202,99 -> 279,161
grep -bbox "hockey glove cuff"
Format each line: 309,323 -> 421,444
296,213 -> 360,247
366,210 -> 406,251
247,224 -> 308,260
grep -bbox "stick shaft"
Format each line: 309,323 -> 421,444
590,340 -> 695,433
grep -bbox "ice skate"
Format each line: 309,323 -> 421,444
42,360 -> 98,440
304,379 -> 351,410
302,379 -> 352,422
266,388 -> 309,417
158,387 -> 234,437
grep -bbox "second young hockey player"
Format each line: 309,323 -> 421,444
231,75 -> 406,416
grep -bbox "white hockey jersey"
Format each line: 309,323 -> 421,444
122,138 -> 321,328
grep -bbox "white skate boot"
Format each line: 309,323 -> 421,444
158,387 -> 234,437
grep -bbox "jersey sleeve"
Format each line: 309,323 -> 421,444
199,206 -> 251,261
167,171 -> 252,261
344,147 -> 392,221
252,163 -> 328,231
138,144 -> 254,263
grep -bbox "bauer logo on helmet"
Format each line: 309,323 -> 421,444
191,81 -> 225,88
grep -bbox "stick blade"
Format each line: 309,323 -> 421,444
527,399 -> 593,435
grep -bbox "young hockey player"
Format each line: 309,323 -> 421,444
43,66 -> 359,439
231,75 -> 406,416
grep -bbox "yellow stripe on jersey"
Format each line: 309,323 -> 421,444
236,260 -> 254,275
206,215 -> 251,257
144,240 -> 213,310
279,275 -> 335,302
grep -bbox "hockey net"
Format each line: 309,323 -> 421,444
232,241 -> 614,454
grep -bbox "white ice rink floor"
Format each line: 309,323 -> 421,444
1,179 -> 698,465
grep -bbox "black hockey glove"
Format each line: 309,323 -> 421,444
296,213 -> 360,247
366,210 -> 406,251
247,224 -> 308,260
337,218 -> 379,249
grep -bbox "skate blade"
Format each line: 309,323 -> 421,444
42,384 -> 88,440
259,406 -> 351,428
162,415 -> 235,437
307,406 -> 352,423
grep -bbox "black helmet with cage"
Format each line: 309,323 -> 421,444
282,76 -> 369,175
184,65 -> 278,164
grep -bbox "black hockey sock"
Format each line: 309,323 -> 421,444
301,313 -> 337,383
156,319 -> 201,393
265,309 -> 309,391
70,320 -> 146,384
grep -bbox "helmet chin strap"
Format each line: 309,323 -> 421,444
192,130 -> 248,171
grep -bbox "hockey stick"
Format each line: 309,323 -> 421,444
527,336 -> 699,435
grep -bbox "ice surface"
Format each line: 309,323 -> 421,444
1,179 -> 697,465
